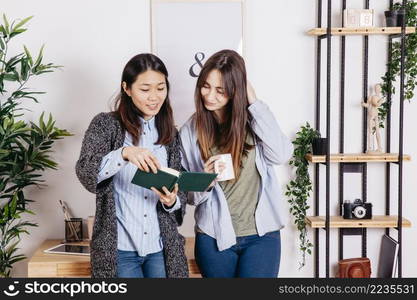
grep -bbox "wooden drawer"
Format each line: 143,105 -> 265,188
57,262 -> 91,277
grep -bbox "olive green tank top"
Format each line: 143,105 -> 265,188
210,134 -> 261,237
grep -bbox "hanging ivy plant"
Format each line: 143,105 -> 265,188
285,122 -> 320,269
379,1 -> 417,127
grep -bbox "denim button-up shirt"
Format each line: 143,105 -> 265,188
179,100 -> 293,251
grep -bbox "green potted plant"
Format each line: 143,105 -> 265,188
379,1 -> 417,128
0,14 -> 72,277
286,122 -> 320,269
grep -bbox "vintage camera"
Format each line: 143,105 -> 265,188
342,199 -> 372,219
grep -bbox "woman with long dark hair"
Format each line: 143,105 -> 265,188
76,53 -> 188,278
180,49 -> 293,277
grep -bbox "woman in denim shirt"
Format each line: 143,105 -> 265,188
180,49 -> 293,278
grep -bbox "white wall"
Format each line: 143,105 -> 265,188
1,0 -> 416,278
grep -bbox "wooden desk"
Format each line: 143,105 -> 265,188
28,238 -> 200,278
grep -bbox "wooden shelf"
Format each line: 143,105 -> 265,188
306,153 -> 411,163
307,27 -> 416,36
306,215 -> 411,228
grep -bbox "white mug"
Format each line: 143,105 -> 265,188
214,154 -> 235,181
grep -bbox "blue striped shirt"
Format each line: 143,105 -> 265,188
97,116 -> 180,256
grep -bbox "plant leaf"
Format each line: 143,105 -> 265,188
12,16 -> 33,31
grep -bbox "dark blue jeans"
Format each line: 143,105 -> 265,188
117,249 -> 166,278
195,230 -> 281,278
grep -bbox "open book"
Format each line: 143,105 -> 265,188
131,167 -> 217,192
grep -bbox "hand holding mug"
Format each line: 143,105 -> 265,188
204,155 -> 226,188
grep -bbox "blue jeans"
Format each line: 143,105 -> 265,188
195,231 -> 281,278
117,250 -> 166,278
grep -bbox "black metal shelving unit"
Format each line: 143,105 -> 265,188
311,0 -> 410,278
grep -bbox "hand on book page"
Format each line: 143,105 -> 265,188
122,146 -> 161,173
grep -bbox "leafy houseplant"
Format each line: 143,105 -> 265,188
0,15 -> 71,277
379,1 -> 417,127
285,122 -> 320,269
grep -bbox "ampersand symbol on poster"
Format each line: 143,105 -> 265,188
189,52 -> 205,78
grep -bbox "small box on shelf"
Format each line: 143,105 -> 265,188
344,9 -> 374,28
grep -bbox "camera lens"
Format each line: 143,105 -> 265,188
353,206 -> 366,219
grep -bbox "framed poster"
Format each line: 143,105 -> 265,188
151,0 -> 245,125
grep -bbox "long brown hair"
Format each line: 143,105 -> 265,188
195,49 -> 254,179
113,53 -> 175,146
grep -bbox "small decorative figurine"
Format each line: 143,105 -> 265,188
362,84 -> 384,154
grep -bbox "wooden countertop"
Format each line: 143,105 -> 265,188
28,238 -> 200,277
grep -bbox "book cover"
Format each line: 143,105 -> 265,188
131,167 -> 217,192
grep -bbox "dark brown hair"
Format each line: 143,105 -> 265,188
194,49 -> 254,179
113,53 -> 175,146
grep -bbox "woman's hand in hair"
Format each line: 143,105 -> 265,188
204,155 -> 225,188
247,81 -> 257,105
151,184 -> 179,208
121,146 -> 161,173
